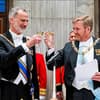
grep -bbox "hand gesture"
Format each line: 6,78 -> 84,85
92,72 -> 100,82
26,34 -> 42,48
44,32 -> 55,49
56,91 -> 63,100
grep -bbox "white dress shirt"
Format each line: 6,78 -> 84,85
72,37 -> 94,90
10,30 -> 29,85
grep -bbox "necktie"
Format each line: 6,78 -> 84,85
77,46 -> 87,65
79,54 -> 84,64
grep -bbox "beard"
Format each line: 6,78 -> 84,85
13,22 -> 26,34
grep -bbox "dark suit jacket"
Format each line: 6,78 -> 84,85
0,31 -> 39,99
46,37 -> 100,97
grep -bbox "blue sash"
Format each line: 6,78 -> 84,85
88,80 -> 100,100
18,60 -> 30,81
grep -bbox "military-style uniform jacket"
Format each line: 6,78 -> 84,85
0,31 -> 39,99
36,53 -> 47,99
56,66 -> 64,92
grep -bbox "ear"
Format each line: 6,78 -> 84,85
87,26 -> 91,32
9,17 -> 14,24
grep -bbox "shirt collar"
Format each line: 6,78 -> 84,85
9,29 -> 23,41
79,37 -> 93,47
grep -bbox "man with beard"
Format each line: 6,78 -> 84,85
0,7 -> 42,100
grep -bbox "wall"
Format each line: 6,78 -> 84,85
13,0 -> 94,53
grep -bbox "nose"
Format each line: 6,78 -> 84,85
23,21 -> 28,28
24,21 -> 28,25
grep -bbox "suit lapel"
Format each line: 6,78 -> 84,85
22,37 -> 33,70
94,37 -> 97,59
3,32 -> 33,71
3,31 -> 14,43
26,53 -> 33,70
70,41 -> 79,68
93,37 -> 98,59
93,37 -> 100,72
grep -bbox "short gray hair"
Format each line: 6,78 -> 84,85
8,6 -> 27,19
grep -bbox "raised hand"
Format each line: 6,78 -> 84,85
26,34 -> 42,48
44,32 -> 55,49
